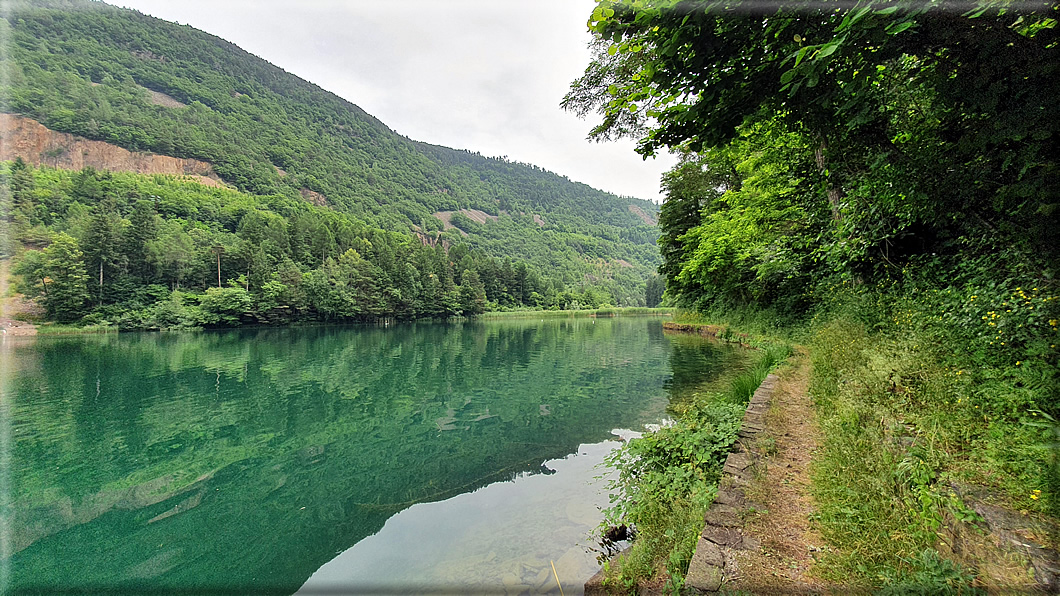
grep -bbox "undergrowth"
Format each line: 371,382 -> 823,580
807,280 -> 1058,591
34,322 -> 120,335
664,273 -> 1057,592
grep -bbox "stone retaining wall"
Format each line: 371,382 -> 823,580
584,372 -> 778,595
683,373 -> 777,593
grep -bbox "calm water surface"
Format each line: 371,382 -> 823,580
4,317 -> 747,595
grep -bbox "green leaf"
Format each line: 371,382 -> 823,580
836,14 -> 852,33
886,21 -> 914,35
818,43 -> 839,59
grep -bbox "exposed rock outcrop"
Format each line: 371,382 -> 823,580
144,88 -> 186,108
0,113 -> 223,186
628,204 -> 657,226
300,188 -> 327,206
433,208 -> 500,230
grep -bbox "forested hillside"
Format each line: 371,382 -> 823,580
5,162 -> 643,329
566,0 -> 1060,590
0,0 -> 662,321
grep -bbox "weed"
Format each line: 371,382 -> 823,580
35,322 -> 118,335
877,549 -> 982,595
808,284 -> 1057,587
478,307 -> 671,320
758,436 -> 778,457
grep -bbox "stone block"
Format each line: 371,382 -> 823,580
713,488 -> 748,507
702,525 -> 746,548
704,507 -> 741,528
685,540 -> 724,592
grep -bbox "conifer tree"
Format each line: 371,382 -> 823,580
459,269 -> 487,315
43,233 -> 89,322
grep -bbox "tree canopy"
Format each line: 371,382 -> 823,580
566,0 -> 1059,308
5,165 -> 642,328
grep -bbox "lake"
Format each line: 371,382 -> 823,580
4,317 -> 747,595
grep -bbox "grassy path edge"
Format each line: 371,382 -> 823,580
684,348 -> 830,594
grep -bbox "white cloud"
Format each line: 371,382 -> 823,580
115,0 -> 676,201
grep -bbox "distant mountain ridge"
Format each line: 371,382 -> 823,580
3,0 -> 661,291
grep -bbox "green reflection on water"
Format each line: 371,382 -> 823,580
8,318 -> 747,594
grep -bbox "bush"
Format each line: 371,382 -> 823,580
198,286 -> 253,326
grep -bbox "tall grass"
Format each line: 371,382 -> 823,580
726,344 -> 791,403
669,279 -> 1057,591
34,323 -> 119,335
673,304 -> 805,343
807,313 -> 1019,591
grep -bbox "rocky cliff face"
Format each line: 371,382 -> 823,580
0,113 -> 224,186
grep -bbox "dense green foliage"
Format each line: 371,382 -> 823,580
5,163 -> 637,327
569,0 -> 1059,589
2,0 -> 662,313
567,0 -> 1058,314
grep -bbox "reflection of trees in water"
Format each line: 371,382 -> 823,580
10,319 -> 677,592
663,332 -> 751,406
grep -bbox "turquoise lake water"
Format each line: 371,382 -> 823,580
4,317 -> 746,595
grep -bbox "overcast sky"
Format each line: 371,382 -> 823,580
112,0 -> 677,203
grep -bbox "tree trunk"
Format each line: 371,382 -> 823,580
815,135 -> 843,220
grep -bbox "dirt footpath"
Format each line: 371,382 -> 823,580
723,348 -> 830,594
